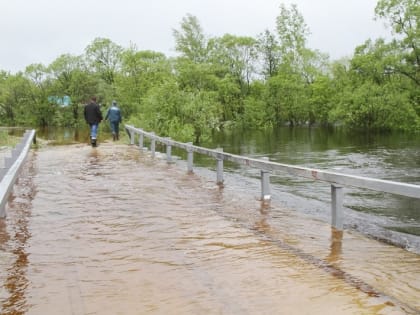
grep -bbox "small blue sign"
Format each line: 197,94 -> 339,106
48,95 -> 71,107
63,95 -> 71,106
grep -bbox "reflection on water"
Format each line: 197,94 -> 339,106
0,142 -> 419,314
36,126 -> 111,146
202,127 -> 420,248
0,152 -> 36,314
327,229 -> 343,264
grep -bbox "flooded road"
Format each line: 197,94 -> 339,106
0,142 -> 419,314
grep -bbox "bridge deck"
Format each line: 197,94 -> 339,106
0,142 -> 419,314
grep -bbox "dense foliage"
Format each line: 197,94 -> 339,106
0,0 -> 418,143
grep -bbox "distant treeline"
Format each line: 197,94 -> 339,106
0,0 -> 418,143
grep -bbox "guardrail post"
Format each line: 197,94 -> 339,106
331,184 -> 344,230
150,133 -> 156,158
260,161 -> 271,203
139,133 -> 144,150
187,142 -> 193,173
216,148 -> 223,185
129,130 -> 135,145
166,138 -> 173,163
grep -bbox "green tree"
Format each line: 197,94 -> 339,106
24,63 -> 55,127
173,14 -> 209,63
375,0 -> 419,120
242,80 -> 268,128
85,37 -> 123,85
180,90 -> 222,143
209,34 -> 258,93
256,29 -> 281,79
276,3 -> 310,66
215,74 -> 242,124
375,0 -> 419,86
48,54 -> 98,126
117,47 -> 172,118
307,75 -> 334,126
206,34 -> 259,125
174,58 -> 219,92
0,73 -> 33,125
267,4 -> 328,126
140,79 -> 221,143
330,39 -> 419,131
331,81 -> 416,130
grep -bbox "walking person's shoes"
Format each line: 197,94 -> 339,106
112,133 -> 116,141
91,138 -> 97,147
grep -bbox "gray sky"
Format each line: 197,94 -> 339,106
1,0 -> 391,73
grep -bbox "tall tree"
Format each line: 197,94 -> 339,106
24,63 -> 55,127
375,0 -> 419,120
269,4 -> 328,126
206,34 -> 258,124
117,47 -> 171,118
0,73 -> 33,125
209,34 -> 258,91
85,37 -> 123,85
276,3 -> 310,66
375,0 -> 419,86
256,29 -> 281,79
173,14 -> 208,63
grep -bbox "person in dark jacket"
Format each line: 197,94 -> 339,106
84,97 -> 103,147
105,100 -> 122,141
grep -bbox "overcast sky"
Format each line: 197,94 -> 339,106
1,0 -> 391,73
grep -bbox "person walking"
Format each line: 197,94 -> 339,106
84,96 -> 103,147
105,100 -> 122,141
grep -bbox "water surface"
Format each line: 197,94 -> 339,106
200,127 -> 420,247
0,142 -> 419,314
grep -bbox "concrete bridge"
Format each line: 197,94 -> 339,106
0,136 -> 419,314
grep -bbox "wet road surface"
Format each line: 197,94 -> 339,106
0,142 -> 419,314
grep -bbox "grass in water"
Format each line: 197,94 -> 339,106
0,130 -> 21,148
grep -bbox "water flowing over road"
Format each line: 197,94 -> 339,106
0,142 -> 419,314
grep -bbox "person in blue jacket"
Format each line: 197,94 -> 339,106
105,100 -> 122,141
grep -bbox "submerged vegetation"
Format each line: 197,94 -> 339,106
0,129 -> 22,147
0,0 -> 418,143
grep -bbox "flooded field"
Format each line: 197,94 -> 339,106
0,142 -> 419,314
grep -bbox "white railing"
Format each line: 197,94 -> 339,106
125,125 -> 420,230
0,129 -> 36,217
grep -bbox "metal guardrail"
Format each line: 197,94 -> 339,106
0,129 -> 36,217
125,125 -> 420,230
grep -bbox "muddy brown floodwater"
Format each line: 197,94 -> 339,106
0,142 -> 419,315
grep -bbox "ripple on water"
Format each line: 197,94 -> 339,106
0,143 -> 419,315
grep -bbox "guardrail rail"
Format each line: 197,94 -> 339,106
0,129 -> 36,217
125,125 -> 420,231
